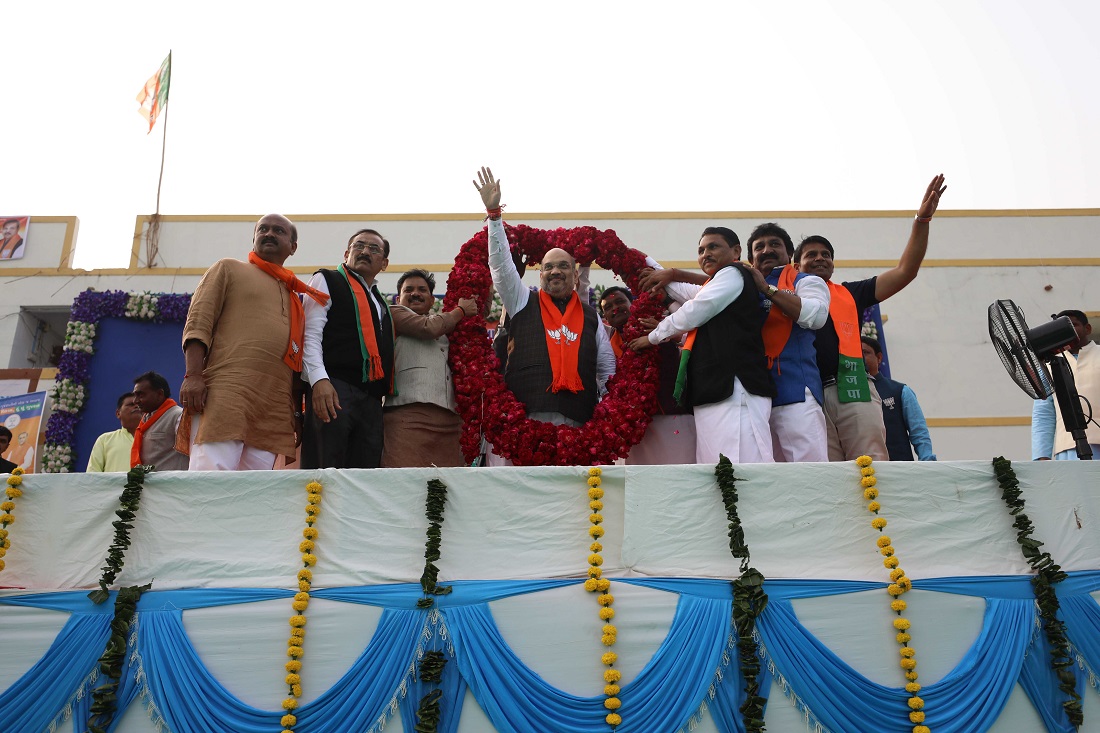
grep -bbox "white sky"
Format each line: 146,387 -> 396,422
3,1 -> 1098,269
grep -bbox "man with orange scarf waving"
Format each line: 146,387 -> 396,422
181,213 -> 329,471
794,174 -> 947,461
474,167 -> 617,467
300,228 -> 395,469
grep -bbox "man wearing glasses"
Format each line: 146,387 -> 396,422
474,168 -> 616,465
301,229 -> 396,468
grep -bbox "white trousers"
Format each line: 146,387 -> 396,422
771,389 -> 829,462
693,379 -> 773,465
626,414 -> 698,465
187,415 -> 277,471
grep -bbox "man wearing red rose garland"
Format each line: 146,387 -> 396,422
474,167 -> 617,466
180,213 -> 329,471
629,228 -> 775,464
793,174 -> 946,461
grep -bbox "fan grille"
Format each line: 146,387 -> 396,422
988,300 -> 1053,400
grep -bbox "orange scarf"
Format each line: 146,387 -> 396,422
538,290 -> 586,392
247,252 -> 330,371
0,235 -> 22,259
609,329 -> 624,359
337,263 -> 391,388
760,265 -> 799,369
827,281 -> 872,402
131,398 -> 178,468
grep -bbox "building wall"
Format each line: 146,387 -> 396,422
0,210 -> 1094,462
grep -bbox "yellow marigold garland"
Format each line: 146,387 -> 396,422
856,456 -> 929,733
280,479 -> 323,733
584,467 -> 622,728
0,468 -> 26,574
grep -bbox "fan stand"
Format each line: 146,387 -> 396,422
1049,353 -> 1094,460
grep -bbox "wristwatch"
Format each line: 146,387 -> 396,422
766,285 -> 780,297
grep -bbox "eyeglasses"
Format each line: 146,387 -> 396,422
350,243 -> 385,255
541,261 -> 573,273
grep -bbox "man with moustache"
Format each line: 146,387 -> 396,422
181,213 -> 329,471
742,223 -> 831,462
381,269 -> 478,467
131,372 -> 189,470
474,167 -> 617,465
794,174 -> 947,461
86,393 -> 143,472
630,227 -> 774,464
0,219 -> 24,259
301,228 -> 395,468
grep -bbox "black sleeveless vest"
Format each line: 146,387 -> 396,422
683,265 -> 775,408
505,294 -> 600,424
318,269 -> 394,398
874,374 -> 913,461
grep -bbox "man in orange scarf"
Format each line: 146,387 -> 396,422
131,371 -> 188,470
181,213 -> 328,470
474,167 -> 617,466
795,174 -> 947,461
300,228 -> 395,468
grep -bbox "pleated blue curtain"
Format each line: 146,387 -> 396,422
2,575 -> 1099,733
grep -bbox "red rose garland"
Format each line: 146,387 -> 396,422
445,223 -> 663,466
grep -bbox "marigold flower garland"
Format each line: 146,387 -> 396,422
446,225 -> 662,465
855,455 -> 930,733
280,479 -> 324,733
714,455 -> 769,733
581,467 -> 622,728
0,467 -> 25,574
992,456 -> 1082,728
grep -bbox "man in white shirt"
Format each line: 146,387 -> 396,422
301,229 -> 394,468
630,227 -> 775,464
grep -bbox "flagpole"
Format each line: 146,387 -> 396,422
145,51 -> 171,268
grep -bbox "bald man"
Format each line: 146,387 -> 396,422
474,167 -> 616,464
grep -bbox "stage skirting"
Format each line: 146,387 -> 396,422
1,462 -> 1098,733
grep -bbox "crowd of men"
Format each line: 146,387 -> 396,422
73,167 -> 1098,472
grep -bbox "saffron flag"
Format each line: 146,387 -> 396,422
136,52 -> 172,133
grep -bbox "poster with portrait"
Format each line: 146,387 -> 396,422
0,216 -> 29,260
0,391 -> 46,473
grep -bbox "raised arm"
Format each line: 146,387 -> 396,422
875,174 -> 946,302
475,167 -> 529,315
393,298 -> 478,339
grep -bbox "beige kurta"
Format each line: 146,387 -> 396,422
182,258 -> 297,456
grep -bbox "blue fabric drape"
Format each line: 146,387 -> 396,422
0,612 -> 108,733
3,574 -> 1098,733
755,596 -> 1035,733
446,593 -> 729,733
137,606 -> 424,733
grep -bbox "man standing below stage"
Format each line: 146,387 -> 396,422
87,393 -> 142,472
132,372 -> 188,470
1032,310 -> 1099,460
861,337 -> 937,461
181,213 -> 329,471
743,223 -> 830,462
630,227 -> 775,464
301,228 -> 395,469
473,167 -> 616,465
381,269 -> 478,468
794,174 -> 946,461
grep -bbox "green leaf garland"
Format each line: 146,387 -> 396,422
992,456 -> 1082,728
715,455 -> 769,732
88,465 -> 151,605
86,582 -> 151,733
414,478 -> 451,732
